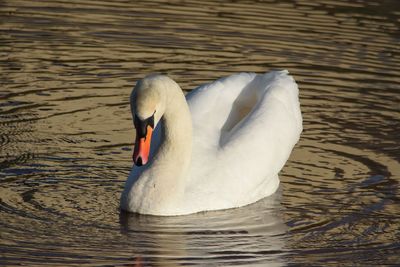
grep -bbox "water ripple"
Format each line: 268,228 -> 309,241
1,0 -> 399,266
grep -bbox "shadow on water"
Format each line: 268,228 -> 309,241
119,191 -> 287,266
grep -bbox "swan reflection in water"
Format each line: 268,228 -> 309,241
120,189 -> 287,266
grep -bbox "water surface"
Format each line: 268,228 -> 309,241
1,0 -> 400,266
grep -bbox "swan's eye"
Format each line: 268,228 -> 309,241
149,110 -> 156,128
134,113 -> 155,138
134,115 -> 140,127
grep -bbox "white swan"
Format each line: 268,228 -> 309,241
121,70 -> 302,216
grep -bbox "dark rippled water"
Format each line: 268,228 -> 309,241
1,0 -> 400,266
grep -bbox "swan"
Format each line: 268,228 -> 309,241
120,70 -> 302,216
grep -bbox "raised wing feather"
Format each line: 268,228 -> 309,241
185,71 -> 302,209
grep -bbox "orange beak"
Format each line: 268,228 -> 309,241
133,125 -> 153,166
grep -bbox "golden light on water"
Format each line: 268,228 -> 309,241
1,0 -> 399,265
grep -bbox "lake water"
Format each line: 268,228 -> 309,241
1,0 -> 399,266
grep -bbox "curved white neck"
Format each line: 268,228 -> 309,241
122,83 -> 192,215
154,86 -> 193,181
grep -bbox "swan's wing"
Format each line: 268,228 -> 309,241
186,72 -> 257,150
187,70 -> 301,161
185,70 -> 302,209
219,70 -> 302,179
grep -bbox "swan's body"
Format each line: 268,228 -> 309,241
121,70 -> 302,216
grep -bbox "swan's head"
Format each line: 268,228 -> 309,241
130,74 -> 168,166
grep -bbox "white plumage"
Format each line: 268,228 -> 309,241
121,70 -> 302,215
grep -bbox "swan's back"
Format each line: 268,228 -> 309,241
184,70 -> 302,212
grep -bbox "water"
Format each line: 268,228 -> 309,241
1,0 -> 399,265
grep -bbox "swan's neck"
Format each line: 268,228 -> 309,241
125,85 -> 192,215
155,89 -> 193,180
161,89 -> 193,161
